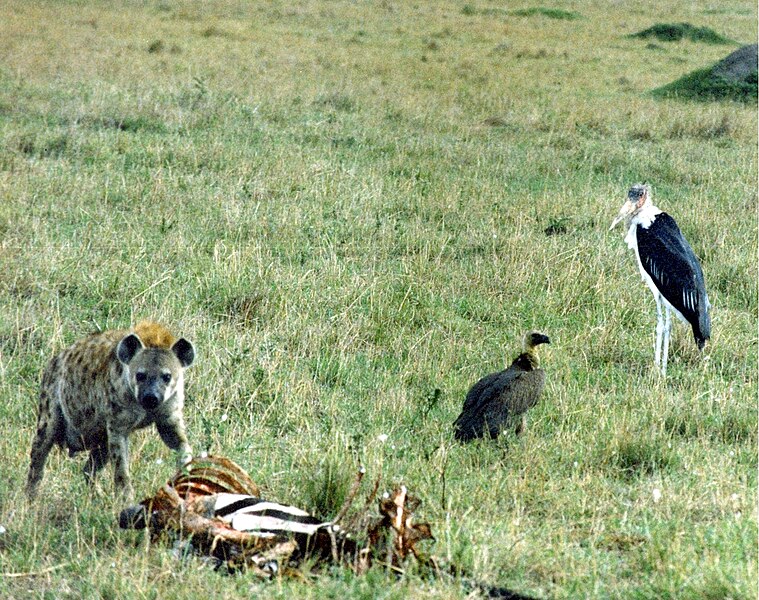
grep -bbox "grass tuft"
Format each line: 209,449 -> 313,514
14,132 -> 69,158
607,435 -> 677,478
313,91 -> 357,113
300,453 -> 354,518
510,7 -> 581,20
630,23 -> 735,44
146,39 -> 165,53
462,5 -> 580,19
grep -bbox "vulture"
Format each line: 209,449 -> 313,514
454,331 -> 550,442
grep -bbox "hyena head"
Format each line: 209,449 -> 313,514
116,334 -> 196,412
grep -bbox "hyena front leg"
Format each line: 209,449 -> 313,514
26,397 -> 64,500
107,431 -> 133,500
515,414 -> 528,436
156,418 -> 193,468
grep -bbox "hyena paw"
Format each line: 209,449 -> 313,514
119,483 -> 135,502
176,448 -> 193,468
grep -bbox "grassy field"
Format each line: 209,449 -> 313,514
0,1 -> 756,598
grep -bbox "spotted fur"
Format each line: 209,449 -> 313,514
25,321 -> 195,500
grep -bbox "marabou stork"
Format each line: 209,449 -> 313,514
454,331 -> 550,442
610,184 -> 710,375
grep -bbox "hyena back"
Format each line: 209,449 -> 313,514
25,321 -> 195,500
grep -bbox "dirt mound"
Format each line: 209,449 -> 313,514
652,44 -> 757,102
712,43 -> 758,81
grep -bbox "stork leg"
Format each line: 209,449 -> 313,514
654,296 -> 665,370
661,306 -> 672,376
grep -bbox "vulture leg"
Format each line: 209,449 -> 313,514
654,296 -> 665,370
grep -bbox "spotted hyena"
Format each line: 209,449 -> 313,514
25,321 -> 195,500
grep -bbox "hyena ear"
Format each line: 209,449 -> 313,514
172,338 -> 195,368
117,333 -> 145,365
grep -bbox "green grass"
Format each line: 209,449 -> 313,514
630,22 -> 736,44
653,67 -> 758,103
0,1 -> 756,598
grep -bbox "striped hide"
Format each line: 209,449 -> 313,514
213,493 -> 332,537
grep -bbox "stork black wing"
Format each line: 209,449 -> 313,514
636,213 -> 710,347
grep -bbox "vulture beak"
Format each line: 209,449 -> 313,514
609,199 -> 636,230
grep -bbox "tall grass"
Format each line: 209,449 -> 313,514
0,1 -> 756,598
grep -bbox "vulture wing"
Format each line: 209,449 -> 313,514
454,365 -> 545,441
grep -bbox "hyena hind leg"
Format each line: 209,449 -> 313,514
26,401 -> 65,500
83,445 -> 109,485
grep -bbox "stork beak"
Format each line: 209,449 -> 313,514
609,200 -> 635,230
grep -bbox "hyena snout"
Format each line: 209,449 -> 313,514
135,371 -> 174,411
139,388 -> 163,411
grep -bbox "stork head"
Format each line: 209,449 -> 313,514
609,183 -> 650,230
523,331 -> 551,353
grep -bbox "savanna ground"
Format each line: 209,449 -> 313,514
0,1 -> 756,598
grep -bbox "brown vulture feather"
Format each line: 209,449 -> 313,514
454,331 -> 550,442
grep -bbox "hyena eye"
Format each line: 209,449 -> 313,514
135,372 -> 147,383
161,373 -> 172,384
